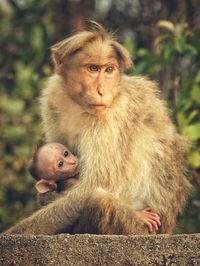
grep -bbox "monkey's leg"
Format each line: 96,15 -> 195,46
72,189 -> 148,235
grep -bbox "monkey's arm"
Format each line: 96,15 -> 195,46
38,179 -> 78,206
4,184 -> 90,235
72,189 -> 149,235
38,191 -> 61,206
4,185 -> 148,235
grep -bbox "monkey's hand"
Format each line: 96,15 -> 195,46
38,191 -> 62,206
135,208 -> 161,233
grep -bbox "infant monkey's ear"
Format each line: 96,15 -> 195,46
27,140 -> 46,180
35,180 -> 58,193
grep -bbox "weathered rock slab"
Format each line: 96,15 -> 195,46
0,234 -> 199,265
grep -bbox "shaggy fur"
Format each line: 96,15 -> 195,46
5,21 -> 191,235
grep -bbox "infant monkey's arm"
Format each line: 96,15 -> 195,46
38,177 -> 78,206
38,191 -> 60,206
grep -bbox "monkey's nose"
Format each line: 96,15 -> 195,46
67,159 -> 76,165
97,86 -> 105,96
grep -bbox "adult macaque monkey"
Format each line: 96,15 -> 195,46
5,21 -> 191,235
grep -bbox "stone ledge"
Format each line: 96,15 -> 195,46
0,234 -> 199,265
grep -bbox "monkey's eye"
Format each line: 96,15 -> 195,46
64,150 -> 69,157
87,64 -> 99,73
57,160 -> 64,168
105,66 -> 114,74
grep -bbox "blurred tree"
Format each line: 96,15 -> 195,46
0,0 -> 199,233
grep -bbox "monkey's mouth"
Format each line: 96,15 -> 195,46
89,104 -> 106,111
69,164 -> 80,177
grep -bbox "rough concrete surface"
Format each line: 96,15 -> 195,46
0,234 -> 199,266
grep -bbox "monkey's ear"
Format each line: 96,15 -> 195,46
51,37 -> 83,75
51,31 -> 96,74
112,41 -> 134,71
35,180 -> 57,193
51,50 -> 63,75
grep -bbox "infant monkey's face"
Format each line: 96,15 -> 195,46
37,143 -> 79,180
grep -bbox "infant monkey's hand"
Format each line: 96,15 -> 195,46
136,208 -> 161,233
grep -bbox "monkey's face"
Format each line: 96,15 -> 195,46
63,40 -> 121,115
37,143 -> 79,180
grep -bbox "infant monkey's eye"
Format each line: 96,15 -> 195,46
64,150 -> 69,157
57,160 -> 64,168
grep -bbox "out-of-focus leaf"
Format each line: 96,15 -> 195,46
185,44 -> 198,55
157,20 -> 175,32
12,157 -> 25,172
194,71 -> 200,83
174,36 -> 185,53
0,96 -> 25,115
186,110 -> 199,124
14,145 -> 30,156
191,85 -> 200,104
124,37 -> 136,56
181,123 -> 200,141
188,151 -> 200,168
192,200 -> 200,207
163,42 -> 175,62
137,48 -> 149,57
3,126 -> 26,141
177,112 -> 187,126
32,26 -> 44,51
154,34 -> 170,46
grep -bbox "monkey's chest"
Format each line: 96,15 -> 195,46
58,114 -> 85,150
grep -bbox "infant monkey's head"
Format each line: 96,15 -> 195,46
29,142 -> 79,181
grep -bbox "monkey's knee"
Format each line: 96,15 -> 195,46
72,189 -> 112,234
73,189 -> 147,235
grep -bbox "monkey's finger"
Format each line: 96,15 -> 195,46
148,220 -> 159,231
152,216 -> 161,226
148,215 -> 161,227
143,209 -> 161,221
145,222 -> 153,233
148,213 -> 161,220
148,212 -> 161,221
145,211 -> 160,220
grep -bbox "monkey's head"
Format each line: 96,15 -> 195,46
28,142 -> 79,181
51,21 -> 133,115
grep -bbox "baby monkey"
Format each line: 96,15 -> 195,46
28,142 -> 79,194
29,142 -> 161,233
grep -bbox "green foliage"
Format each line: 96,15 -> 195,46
0,2 -> 54,232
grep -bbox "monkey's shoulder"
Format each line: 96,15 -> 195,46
122,75 -> 160,95
121,75 -> 167,119
40,75 -> 67,111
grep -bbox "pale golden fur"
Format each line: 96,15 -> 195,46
4,21 -> 191,235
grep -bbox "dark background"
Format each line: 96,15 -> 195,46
0,0 -> 200,233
